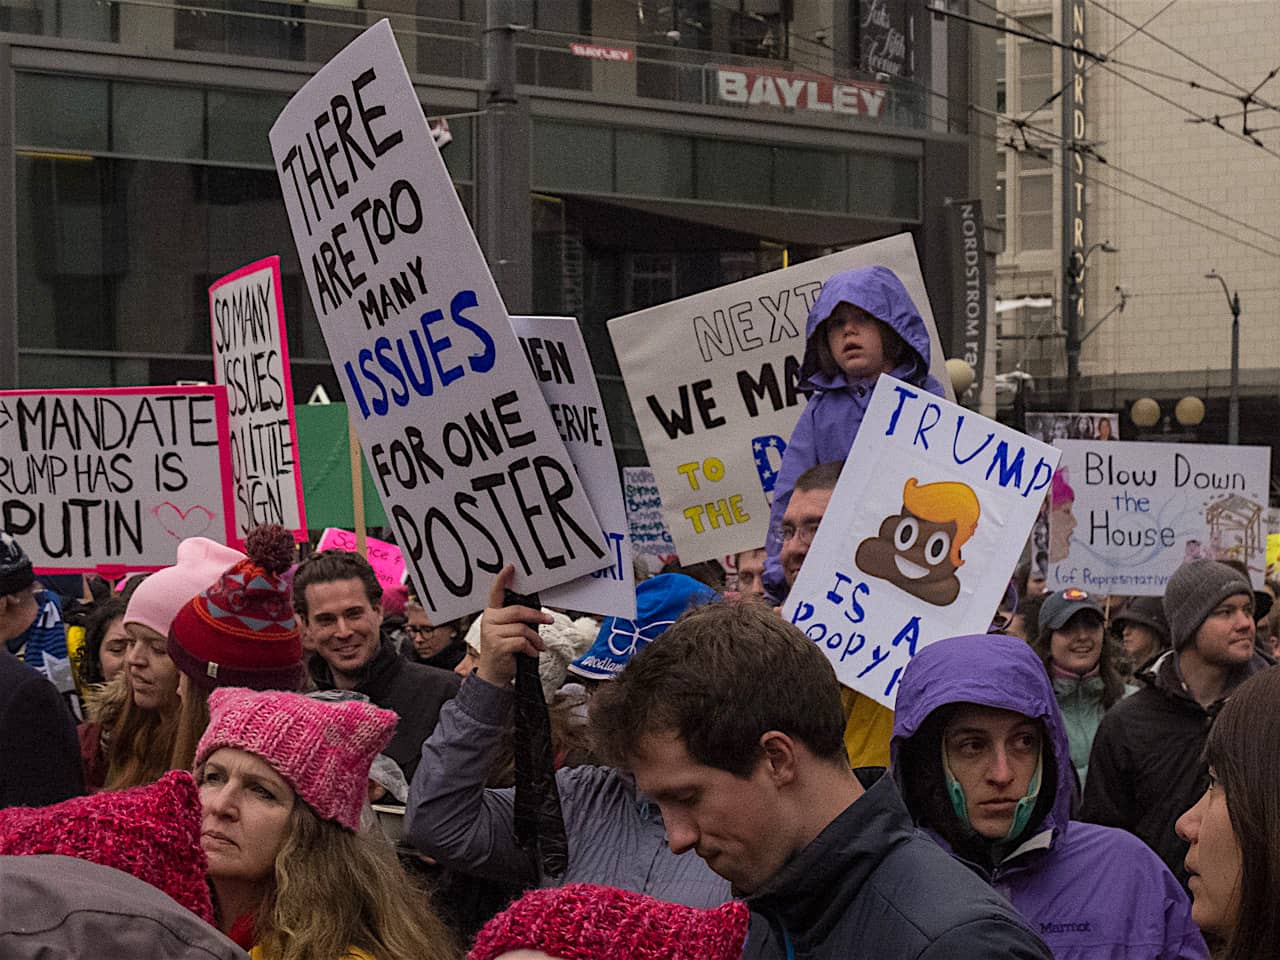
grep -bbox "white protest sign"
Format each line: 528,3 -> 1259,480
209,256 -> 308,547
608,234 -> 952,565
0,386 -> 235,573
782,376 -> 1058,708
510,316 -> 636,619
269,20 -> 606,621
1047,440 -> 1271,595
623,466 -> 678,566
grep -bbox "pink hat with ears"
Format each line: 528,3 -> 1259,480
194,687 -> 398,832
124,537 -> 245,638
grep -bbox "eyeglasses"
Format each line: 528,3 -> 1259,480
780,520 -> 822,546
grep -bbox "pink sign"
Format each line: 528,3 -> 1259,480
209,256 -> 308,548
317,528 -> 406,593
0,385 -> 236,574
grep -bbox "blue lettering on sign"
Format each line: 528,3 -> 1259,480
752,434 -> 786,496
342,288 -> 497,419
589,531 -> 628,581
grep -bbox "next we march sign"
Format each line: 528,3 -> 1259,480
782,377 -> 1058,708
270,20 -> 607,621
608,234 -> 952,566
1047,440 -> 1271,596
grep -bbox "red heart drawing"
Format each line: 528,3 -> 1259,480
153,502 -> 216,542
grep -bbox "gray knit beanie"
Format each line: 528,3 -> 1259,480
0,532 -> 34,598
1163,560 -> 1252,650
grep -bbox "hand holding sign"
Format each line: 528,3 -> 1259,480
476,565 -> 553,689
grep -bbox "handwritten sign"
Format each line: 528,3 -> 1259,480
623,466 -> 677,565
209,256 -> 307,547
0,386 -> 234,573
511,316 -> 636,619
609,234 -> 951,564
1048,440 -> 1271,595
317,527 -> 405,593
782,377 -> 1058,708
269,20 -> 605,621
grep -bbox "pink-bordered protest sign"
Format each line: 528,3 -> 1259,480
0,385 -> 236,576
317,527 -> 406,593
209,255 -> 308,548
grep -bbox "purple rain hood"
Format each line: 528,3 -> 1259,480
796,265 -> 940,395
890,635 -> 1207,960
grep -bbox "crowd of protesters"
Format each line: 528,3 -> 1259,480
1,265 -> 1277,960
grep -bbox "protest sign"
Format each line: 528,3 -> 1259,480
317,527 -> 405,593
609,234 -> 952,565
0,386 -> 234,573
209,256 -> 308,547
1047,440 -> 1271,595
510,316 -> 636,619
270,20 -> 606,621
782,376 -> 1058,708
623,466 -> 677,570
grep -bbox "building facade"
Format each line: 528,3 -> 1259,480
992,0 -> 1280,450
0,0 -> 982,466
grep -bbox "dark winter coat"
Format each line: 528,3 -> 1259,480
309,637 -> 459,780
0,651 -> 83,809
1080,648 -> 1271,885
740,768 -> 1051,960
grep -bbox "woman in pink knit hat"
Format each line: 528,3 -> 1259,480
194,685 -> 456,960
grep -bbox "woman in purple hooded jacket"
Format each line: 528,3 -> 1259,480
762,265 -> 945,600
891,633 -> 1207,960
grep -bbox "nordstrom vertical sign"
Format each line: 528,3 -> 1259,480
1062,0 -> 1087,325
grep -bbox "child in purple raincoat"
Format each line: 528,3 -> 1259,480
763,265 -> 945,600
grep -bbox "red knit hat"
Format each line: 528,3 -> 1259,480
0,770 -> 213,924
469,884 -> 749,960
170,524 -> 303,692
195,687 -> 398,832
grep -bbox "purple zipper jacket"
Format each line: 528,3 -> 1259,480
763,266 -> 945,600
891,634 -> 1208,960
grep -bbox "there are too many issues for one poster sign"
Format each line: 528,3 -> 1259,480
269,19 -> 606,621
0,386 -> 233,572
209,256 -> 308,546
782,377 -> 1058,708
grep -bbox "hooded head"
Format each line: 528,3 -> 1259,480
799,265 -> 932,391
891,634 -> 1073,866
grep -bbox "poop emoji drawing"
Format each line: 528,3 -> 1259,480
855,478 -> 981,606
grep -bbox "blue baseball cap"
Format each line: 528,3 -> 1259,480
568,573 -> 719,681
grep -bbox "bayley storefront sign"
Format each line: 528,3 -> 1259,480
715,66 -> 886,119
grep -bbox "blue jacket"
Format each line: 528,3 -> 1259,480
764,266 -> 945,599
891,635 -> 1207,960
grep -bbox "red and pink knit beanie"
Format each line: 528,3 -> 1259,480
195,687 -> 398,831
170,524 -> 303,692
0,770 -> 213,924
469,884 -> 749,960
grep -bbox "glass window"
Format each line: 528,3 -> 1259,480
113,82 -> 205,159
849,154 -> 919,221
1016,14 -> 1054,115
616,130 -> 693,199
694,138 -> 772,205
437,114 -> 473,182
15,74 -> 109,151
208,90 -> 289,166
532,120 -> 613,193
1018,152 -> 1054,251
773,147 -> 847,213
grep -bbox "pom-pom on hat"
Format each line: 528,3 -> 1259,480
170,524 -> 303,692
0,531 -> 34,597
469,883 -> 749,960
569,574 -> 718,681
195,687 -> 398,832
123,537 -> 244,639
0,770 -> 213,923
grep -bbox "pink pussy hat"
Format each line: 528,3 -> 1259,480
124,537 -> 245,638
195,687 -> 398,832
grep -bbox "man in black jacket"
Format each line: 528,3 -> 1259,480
1082,559 -> 1270,885
591,599 -> 1050,959
294,550 -> 459,780
0,532 -> 84,808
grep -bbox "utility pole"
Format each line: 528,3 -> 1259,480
480,0 -> 532,313
1206,271 -> 1241,445
1064,241 -> 1116,412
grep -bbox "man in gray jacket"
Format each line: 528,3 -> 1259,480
591,599 -> 1052,960
406,568 -> 729,907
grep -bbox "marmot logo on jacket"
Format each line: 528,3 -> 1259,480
1040,920 -> 1093,934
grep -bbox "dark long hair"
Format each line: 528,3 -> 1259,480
1203,667 -> 1280,960
1034,613 -> 1127,709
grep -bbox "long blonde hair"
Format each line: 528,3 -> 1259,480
251,803 -> 458,960
169,680 -> 211,773
93,674 -> 179,791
